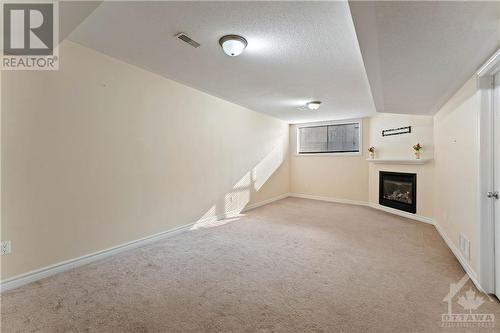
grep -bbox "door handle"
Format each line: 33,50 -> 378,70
487,191 -> 499,199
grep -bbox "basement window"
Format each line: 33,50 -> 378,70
297,120 -> 361,155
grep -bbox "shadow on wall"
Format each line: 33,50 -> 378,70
190,139 -> 287,230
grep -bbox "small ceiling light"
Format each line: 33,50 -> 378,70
307,101 -> 322,110
219,35 -> 248,56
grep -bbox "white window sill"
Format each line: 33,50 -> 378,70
296,152 -> 362,157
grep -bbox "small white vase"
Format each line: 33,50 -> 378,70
369,152 -> 375,159
414,151 -> 421,159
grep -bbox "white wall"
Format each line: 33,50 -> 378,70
368,113 -> 434,160
434,76 -> 480,274
289,114 -> 434,218
367,113 -> 434,218
288,82 -> 480,280
289,120 -> 369,203
1,39 -> 481,284
1,41 -> 290,280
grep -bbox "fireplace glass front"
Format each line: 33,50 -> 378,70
379,171 -> 416,214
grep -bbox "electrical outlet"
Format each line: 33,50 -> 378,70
1,240 -> 11,255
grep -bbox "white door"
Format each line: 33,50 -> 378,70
494,71 -> 500,296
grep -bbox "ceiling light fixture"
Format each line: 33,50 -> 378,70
219,35 -> 248,57
306,101 -> 322,110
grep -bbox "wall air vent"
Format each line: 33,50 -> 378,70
175,32 -> 200,48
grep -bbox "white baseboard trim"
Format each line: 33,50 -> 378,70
433,222 -> 482,291
242,193 -> 290,212
289,193 -> 368,206
0,193 -> 290,293
368,203 -> 434,225
288,193 -> 434,226
0,222 -> 194,293
266,193 -> 483,292
2,191 -> 484,295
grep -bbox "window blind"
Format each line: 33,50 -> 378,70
298,123 -> 359,154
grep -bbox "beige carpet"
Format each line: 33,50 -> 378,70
1,197 -> 499,332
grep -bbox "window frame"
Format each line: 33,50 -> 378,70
296,119 -> 362,156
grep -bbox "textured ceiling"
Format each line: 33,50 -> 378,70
349,1 -> 500,115
68,1 -> 376,123
65,1 -> 499,121
59,1 -> 102,42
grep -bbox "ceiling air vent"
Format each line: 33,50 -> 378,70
175,32 -> 200,48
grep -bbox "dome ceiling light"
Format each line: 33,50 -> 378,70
306,101 -> 322,110
219,35 -> 248,57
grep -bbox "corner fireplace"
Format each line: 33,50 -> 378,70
379,171 -> 416,214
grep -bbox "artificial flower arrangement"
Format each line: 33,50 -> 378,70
368,146 -> 375,159
413,143 -> 422,159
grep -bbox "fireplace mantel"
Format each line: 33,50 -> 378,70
366,158 -> 432,165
